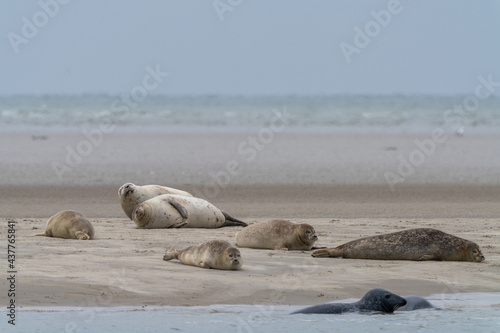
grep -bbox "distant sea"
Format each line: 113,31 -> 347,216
1,94 -> 499,134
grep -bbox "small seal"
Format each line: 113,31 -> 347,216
132,194 -> 247,229
118,183 -> 193,219
398,296 -> 435,311
235,219 -> 317,250
311,228 -> 485,262
33,210 -> 95,240
291,288 -> 407,314
163,240 -> 242,270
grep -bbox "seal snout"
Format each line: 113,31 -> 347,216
474,252 -> 485,262
119,183 -> 135,197
393,298 -> 407,311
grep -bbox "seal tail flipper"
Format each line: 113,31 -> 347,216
31,232 -> 46,236
311,248 -> 342,258
221,211 -> 248,227
163,248 -> 180,261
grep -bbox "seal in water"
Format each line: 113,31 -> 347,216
291,288 -> 407,314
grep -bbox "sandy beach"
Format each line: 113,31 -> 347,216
1,131 -> 499,307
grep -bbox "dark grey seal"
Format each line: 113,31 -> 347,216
291,288 -> 407,314
398,295 -> 435,311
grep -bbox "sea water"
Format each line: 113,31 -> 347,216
3,293 -> 500,333
1,94 -> 499,134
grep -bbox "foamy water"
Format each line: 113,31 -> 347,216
1,95 -> 499,134
5,293 -> 500,333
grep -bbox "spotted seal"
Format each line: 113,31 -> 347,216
163,240 -> 242,270
33,210 -> 95,240
132,194 -> 247,228
311,228 -> 485,262
235,219 -> 317,250
118,183 -> 193,219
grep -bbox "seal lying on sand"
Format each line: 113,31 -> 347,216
33,210 -> 95,240
235,220 -> 317,250
398,296 -> 435,311
291,288 -> 407,314
311,228 -> 485,262
118,183 -> 193,219
132,194 -> 247,228
163,240 -> 242,270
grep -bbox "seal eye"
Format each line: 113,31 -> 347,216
305,230 -> 311,234
472,250 -> 478,254
229,254 -> 233,258
385,295 -> 391,299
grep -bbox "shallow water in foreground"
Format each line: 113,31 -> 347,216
4,293 -> 499,333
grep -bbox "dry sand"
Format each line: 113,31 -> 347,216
2,185 -> 499,307
1,131 -> 499,307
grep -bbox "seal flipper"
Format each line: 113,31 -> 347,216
167,198 -> 189,219
163,248 -> 180,261
418,254 -> 440,261
31,232 -> 47,237
311,247 -> 342,257
221,211 -> 248,227
169,221 -> 188,228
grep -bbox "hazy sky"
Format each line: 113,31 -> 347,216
1,0 -> 499,95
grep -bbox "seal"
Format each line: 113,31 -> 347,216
163,240 -> 242,270
398,296 -> 435,311
311,228 -> 485,262
235,219 -> 317,250
132,194 -> 247,229
291,288 -> 407,314
118,183 -> 193,219
33,210 -> 95,240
